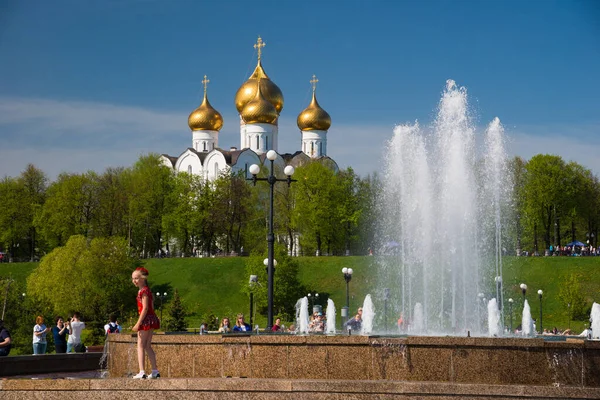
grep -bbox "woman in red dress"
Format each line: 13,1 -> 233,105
131,266 -> 160,379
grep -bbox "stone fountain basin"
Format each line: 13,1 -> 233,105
106,333 -> 600,387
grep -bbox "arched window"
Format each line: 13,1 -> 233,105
203,142 -> 207,152
310,142 -> 314,156
188,165 -> 192,174
319,142 -> 323,156
256,135 -> 259,150
214,163 -> 219,179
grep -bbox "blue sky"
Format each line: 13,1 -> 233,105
1,0 -> 599,179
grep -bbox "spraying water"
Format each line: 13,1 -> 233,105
522,300 -> 534,336
410,303 -> 425,334
591,302 -> 600,339
487,298 -> 501,337
361,295 -> 375,335
325,298 -> 336,334
295,297 -> 309,334
378,80 -> 510,335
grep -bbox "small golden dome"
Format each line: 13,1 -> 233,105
240,80 -> 279,124
297,76 -> 331,131
188,76 -> 223,131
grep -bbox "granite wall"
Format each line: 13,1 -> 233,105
107,334 -> 600,387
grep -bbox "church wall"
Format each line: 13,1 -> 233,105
301,130 -> 327,158
243,123 -> 278,154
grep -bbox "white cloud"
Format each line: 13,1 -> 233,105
0,96 -> 598,180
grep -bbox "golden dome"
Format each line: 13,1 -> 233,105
297,75 -> 331,131
235,37 -> 284,114
240,79 -> 279,124
188,76 -> 223,131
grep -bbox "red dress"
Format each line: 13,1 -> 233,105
137,286 -> 160,330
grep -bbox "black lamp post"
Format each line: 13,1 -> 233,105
520,283 -> 527,301
156,292 -> 167,321
383,288 -> 390,333
537,289 -> 543,334
508,298 -> 513,333
248,151 -> 296,329
341,267 -> 353,326
249,275 -> 258,326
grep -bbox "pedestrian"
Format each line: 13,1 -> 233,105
104,314 -> 121,335
232,313 -> 251,332
52,316 -> 68,353
67,312 -> 86,353
33,315 -> 51,354
131,266 -> 160,379
0,320 -> 11,356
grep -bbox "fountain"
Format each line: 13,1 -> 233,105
591,302 -> 600,339
325,298 -> 336,334
487,298 -> 501,337
295,296 -> 309,334
378,80 -> 510,335
360,294 -> 375,335
521,300 -> 534,336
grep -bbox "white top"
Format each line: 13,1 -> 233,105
67,321 -> 85,344
32,324 -> 47,344
104,322 -> 121,334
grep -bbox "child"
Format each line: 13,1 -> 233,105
131,266 -> 160,379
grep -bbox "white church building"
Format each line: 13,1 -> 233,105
160,37 -> 338,179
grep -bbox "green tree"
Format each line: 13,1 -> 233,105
127,154 -> 174,257
243,246 -> 307,323
0,177 -> 29,260
523,155 -> 571,252
26,235 -> 137,343
35,172 -> 99,248
558,273 -> 588,325
18,164 -> 48,261
163,289 -> 188,332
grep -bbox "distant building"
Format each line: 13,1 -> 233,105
160,36 -> 338,180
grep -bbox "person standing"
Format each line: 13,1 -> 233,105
52,316 -> 68,353
232,314 -> 251,332
131,266 -> 160,379
104,314 -> 121,335
218,317 -> 231,333
67,312 -> 85,353
33,315 -> 51,354
271,318 -> 282,332
0,320 -> 11,356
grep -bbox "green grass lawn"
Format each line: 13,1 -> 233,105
2,256 -> 599,332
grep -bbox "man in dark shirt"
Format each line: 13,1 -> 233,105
0,320 -> 11,356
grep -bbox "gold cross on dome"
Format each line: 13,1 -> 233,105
254,36 -> 266,60
202,75 -> 210,96
310,74 -> 319,94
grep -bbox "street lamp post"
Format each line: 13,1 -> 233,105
341,268 -> 353,326
538,289 -> 543,334
249,275 -> 258,326
248,151 -> 296,329
156,292 -> 167,322
508,298 -> 514,333
519,283 -> 527,301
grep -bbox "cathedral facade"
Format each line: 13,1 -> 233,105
160,37 -> 337,179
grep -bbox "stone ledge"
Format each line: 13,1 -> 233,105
1,378 -> 600,399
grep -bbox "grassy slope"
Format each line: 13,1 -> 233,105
2,256 -> 599,332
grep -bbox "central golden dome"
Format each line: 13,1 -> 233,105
235,61 -> 284,114
188,75 -> 223,131
240,79 -> 279,124
235,38 -> 283,115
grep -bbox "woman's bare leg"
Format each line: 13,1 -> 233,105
136,331 -> 146,373
144,329 -> 158,371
